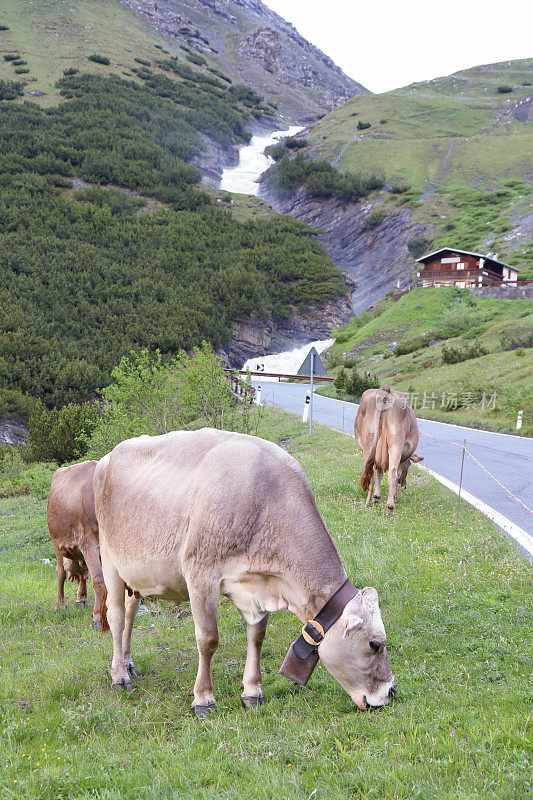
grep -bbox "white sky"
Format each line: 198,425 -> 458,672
263,0 -> 532,93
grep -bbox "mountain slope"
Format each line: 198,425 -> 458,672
262,59 -> 533,309
120,0 -> 366,119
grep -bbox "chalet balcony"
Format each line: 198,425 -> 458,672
419,269 -> 512,287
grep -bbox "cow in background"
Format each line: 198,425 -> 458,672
355,386 -> 422,511
47,460 -> 104,629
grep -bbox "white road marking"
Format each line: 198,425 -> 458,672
418,464 -> 533,559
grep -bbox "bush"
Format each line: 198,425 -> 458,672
407,235 -> 431,259
390,183 -> 410,194
14,68 -> 29,74
13,59 -> 27,66
0,25 -> 9,31
284,137 -> 308,150
393,335 -> 432,356
87,54 -> 110,65
0,79 -> 23,100
0,447 -> 57,499
379,118 -> 387,124
441,341 -> 488,364
499,327 -> 533,350
344,368 -> 379,398
3,54 -> 19,61
334,367 -> 348,391
134,57 -> 151,66
63,67 -> 79,76
357,121 -> 371,130
362,209 -> 387,230
497,85 -> 513,93
26,401 -> 100,464
87,344 -> 236,459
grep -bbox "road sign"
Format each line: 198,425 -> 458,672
256,364 -> 265,372
297,347 -> 327,376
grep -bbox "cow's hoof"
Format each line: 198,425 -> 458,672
241,695 -> 265,710
192,703 -> 215,717
372,496 -> 381,505
127,663 -> 138,679
92,620 -> 102,631
75,599 -> 88,607
113,678 -> 133,692
386,505 -> 395,513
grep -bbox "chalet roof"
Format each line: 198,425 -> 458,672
416,248 -> 521,272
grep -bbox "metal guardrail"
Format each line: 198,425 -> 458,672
235,370 -> 335,382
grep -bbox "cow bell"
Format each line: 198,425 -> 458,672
279,641 -> 319,686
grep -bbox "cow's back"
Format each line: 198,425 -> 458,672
93,428 -> 342,601
48,461 -> 98,535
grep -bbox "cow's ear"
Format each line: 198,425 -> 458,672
362,586 -> 380,609
341,594 -> 364,639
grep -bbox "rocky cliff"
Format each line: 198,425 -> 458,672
261,187 -> 424,313
222,272 -> 356,366
120,0 -> 366,120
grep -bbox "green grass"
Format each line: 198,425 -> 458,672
0,0 -> 174,105
301,58 -> 533,271
0,408 -> 532,798
322,288 -> 533,433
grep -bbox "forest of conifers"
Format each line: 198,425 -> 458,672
0,69 -> 345,416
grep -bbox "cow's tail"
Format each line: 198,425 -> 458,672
360,385 -> 391,491
100,584 -> 110,633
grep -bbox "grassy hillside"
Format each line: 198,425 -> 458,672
321,287 -> 533,433
0,6 -> 346,418
300,59 -> 533,276
1,409 -> 531,799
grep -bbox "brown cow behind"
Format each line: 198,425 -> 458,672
47,460 -> 104,629
355,386 -> 422,511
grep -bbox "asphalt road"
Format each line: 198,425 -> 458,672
254,381 -> 533,542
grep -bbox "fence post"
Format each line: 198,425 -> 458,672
455,439 -> 466,525
516,403 -> 523,431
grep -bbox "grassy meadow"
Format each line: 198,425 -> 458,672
321,287 -> 533,433
1,408 -> 531,799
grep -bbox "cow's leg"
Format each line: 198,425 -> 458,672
241,613 -> 269,709
101,553 -> 131,690
398,459 -> 409,489
53,546 -> 66,612
122,592 -> 141,678
372,465 -> 383,504
386,448 -> 403,512
75,562 -> 88,606
79,541 -> 105,631
188,578 -> 220,715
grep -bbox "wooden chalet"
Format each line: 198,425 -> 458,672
416,248 -> 520,288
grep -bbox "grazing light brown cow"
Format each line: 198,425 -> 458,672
47,460 -> 104,630
94,429 -> 395,714
355,386 -> 421,511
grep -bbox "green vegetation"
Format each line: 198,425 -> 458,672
300,58 -> 533,271
87,53 -> 110,65
321,288 -> 533,432
0,408 -> 531,798
26,402 -> 99,465
264,153 -> 384,203
0,174 -> 343,416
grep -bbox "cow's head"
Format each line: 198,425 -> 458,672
318,587 -> 395,709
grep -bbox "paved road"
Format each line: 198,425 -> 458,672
254,381 -> 533,541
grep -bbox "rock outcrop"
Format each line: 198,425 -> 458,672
222,272 -> 356,366
261,186 -> 425,313
120,0 -> 366,120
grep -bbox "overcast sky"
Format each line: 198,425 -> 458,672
263,0 -> 532,93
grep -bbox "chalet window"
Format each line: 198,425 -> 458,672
456,263 -> 465,270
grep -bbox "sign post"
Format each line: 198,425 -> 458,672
297,347 -> 327,436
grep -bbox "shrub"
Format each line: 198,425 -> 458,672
0,25 -> 10,31
497,85 -> 512,93
14,68 -> 29,74
334,367 -> 348,391
344,368 -> 379,398
63,67 -> 79,76
0,79 -> 23,100
499,327 -> 533,350
379,118 -> 387,124
134,57 -> 151,66
362,209 -> 387,230
407,235 -> 431,259
357,121 -> 371,130
3,54 -> 18,61
390,183 -> 410,194
284,137 -> 308,150
394,335 -> 432,356
441,341 -> 488,364
87,54 -> 110,65
26,401 -> 100,464
13,59 -> 27,66
0,448 -> 57,499
185,51 -> 207,66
